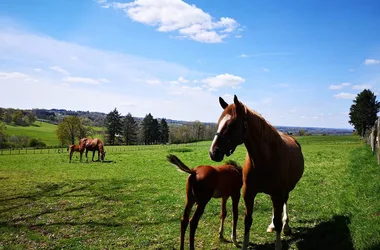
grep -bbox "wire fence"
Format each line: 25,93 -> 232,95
0,143 -> 200,156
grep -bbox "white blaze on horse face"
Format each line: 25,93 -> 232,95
210,114 -> 231,152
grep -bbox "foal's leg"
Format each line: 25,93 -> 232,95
242,184 -> 257,250
181,198 -> 195,250
231,191 -> 240,247
189,202 -> 208,250
271,195 -> 286,250
92,150 -> 95,161
85,149 -> 89,162
219,196 -> 228,240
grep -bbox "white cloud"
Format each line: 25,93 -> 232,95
49,66 -> 69,75
0,71 -> 37,82
34,68 -> 42,72
63,77 -> 106,85
334,92 -> 356,100
238,52 -> 292,58
352,84 -> 372,90
261,67 -> 269,72
0,28 -> 224,122
177,76 -> 188,83
99,0 -> 240,43
328,82 -> 351,90
364,59 -> 380,65
201,73 -> 245,89
145,79 -> 162,85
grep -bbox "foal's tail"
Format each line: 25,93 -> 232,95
166,154 -> 193,174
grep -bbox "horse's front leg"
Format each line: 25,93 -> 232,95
242,184 -> 257,250
85,149 -> 89,162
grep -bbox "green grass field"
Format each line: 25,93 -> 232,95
5,122 -> 105,147
5,121 -> 60,146
1,136 -> 380,249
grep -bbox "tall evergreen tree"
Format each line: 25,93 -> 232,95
159,118 -> 169,144
349,89 -> 380,137
123,113 -> 138,145
105,108 -> 123,145
141,113 -> 154,144
151,118 -> 160,144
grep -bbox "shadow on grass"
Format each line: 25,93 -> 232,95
247,215 -> 354,250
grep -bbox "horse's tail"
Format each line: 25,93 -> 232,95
166,154 -> 193,174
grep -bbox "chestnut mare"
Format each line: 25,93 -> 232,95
79,138 -> 106,162
167,154 -> 242,250
209,95 -> 304,250
68,144 -> 83,163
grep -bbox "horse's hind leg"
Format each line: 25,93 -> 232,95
219,197 -> 228,240
189,202 -> 207,250
92,151 -> 95,162
181,198 -> 195,250
271,195 -> 286,250
282,193 -> 291,235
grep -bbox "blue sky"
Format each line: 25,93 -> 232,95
0,0 -> 379,128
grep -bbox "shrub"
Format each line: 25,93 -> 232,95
28,138 -> 46,148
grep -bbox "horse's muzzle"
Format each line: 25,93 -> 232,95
209,147 -> 224,162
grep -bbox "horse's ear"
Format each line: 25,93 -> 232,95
219,97 -> 228,109
233,95 -> 244,114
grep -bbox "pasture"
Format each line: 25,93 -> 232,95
5,121 -> 105,147
1,136 -> 380,249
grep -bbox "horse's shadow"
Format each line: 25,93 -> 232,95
102,160 -> 114,163
246,215 -> 354,250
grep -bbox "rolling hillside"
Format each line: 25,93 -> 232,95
5,122 -> 105,147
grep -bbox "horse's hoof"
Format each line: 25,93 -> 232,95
283,226 -> 291,236
267,225 -> 275,233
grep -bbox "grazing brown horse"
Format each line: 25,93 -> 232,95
209,95 -> 304,250
68,144 -> 84,163
79,138 -> 106,162
167,154 -> 242,250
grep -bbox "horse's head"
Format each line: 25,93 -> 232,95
101,151 -> 106,161
209,95 -> 247,162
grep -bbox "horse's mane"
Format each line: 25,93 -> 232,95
244,105 -> 283,147
224,160 -> 242,172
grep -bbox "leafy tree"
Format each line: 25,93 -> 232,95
105,108 -> 123,145
159,118 -> 169,144
0,121 -> 7,148
349,89 -> 380,137
56,116 -> 87,145
192,120 -> 203,141
123,113 -> 138,145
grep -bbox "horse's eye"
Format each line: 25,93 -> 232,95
227,122 -> 235,129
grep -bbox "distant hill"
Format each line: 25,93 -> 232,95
3,107 -> 354,136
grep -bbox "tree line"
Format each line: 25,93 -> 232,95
55,108 -> 219,146
0,108 -> 37,126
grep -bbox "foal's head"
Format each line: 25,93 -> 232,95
100,151 -> 106,161
209,95 -> 247,162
